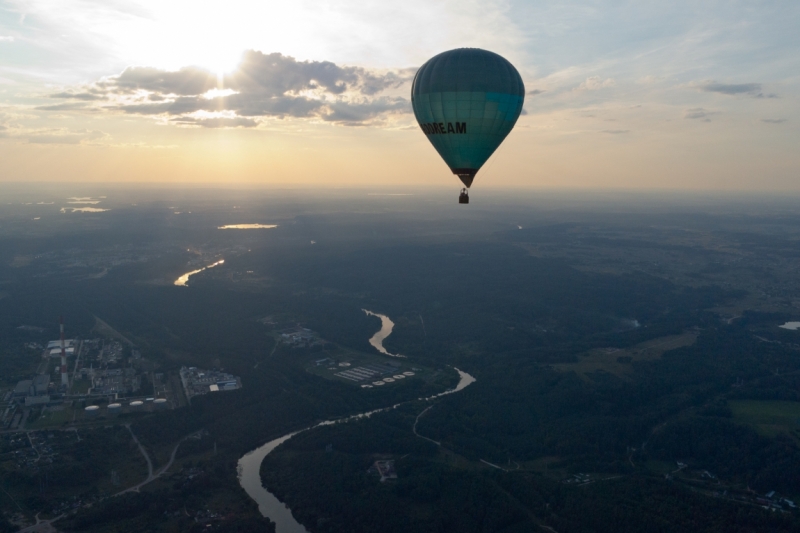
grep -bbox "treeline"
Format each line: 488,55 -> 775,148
251,241 -> 735,365
261,407 -> 800,533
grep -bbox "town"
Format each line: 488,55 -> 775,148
2,323 -> 240,431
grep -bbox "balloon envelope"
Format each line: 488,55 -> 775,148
411,48 -> 525,188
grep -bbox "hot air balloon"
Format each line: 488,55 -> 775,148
411,48 -> 525,203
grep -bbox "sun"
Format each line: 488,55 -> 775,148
106,1 -> 318,75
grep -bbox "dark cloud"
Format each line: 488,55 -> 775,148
700,81 -> 777,99
701,82 -> 760,95
171,117 -> 258,128
527,89 -> 544,95
110,66 -> 218,95
117,96 -> 206,116
762,118 -> 786,124
223,94 -> 323,118
684,108 -> 716,121
40,51 -> 414,126
321,97 -> 408,124
223,51 -> 411,97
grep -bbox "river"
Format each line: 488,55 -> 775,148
362,309 -> 405,358
237,312 -> 475,533
174,259 -> 224,286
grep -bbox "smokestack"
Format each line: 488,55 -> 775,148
60,316 -> 68,387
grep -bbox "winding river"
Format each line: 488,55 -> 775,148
362,309 -> 405,357
237,314 -> 475,533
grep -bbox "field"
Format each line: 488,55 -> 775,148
729,400 -> 800,439
551,332 -> 698,381
26,405 -> 76,429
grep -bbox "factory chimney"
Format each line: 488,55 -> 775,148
59,315 -> 69,388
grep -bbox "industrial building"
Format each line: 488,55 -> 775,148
47,339 -> 76,350
12,375 -> 52,407
48,346 -> 75,357
180,366 -> 242,402
279,327 -> 320,346
13,380 -> 33,398
13,375 -> 50,398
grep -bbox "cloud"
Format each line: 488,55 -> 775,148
0,36 -> 14,42
107,66 -> 218,96
222,94 -> 323,118
578,77 -> 615,91
638,76 -> 664,85
527,89 -> 545,95
49,91 -> 105,101
762,118 -> 786,124
27,129 -> 108,144
36,102 -> 94,111
701,82 -> 760,95
321,97 -> 409,125
28,135 -> 84,144
42,51 -> 414,127
684,108 -> 717,121
224,51 -> 410,97
171,117 -> 258,128
699,81 -> 777,99
601,130 -> 629,134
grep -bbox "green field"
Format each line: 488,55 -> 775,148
729,400 -> 800,438
27,405 -> 75,429
552,332 -> 698,381
71,379 -> 91,394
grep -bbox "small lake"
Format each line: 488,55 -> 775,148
174,259 -> 224,286
61,207 -> 110,213
218,224 -> 278,230
779,322 -> 800,330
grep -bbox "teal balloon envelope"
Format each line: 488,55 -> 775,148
412,48 -> 525,188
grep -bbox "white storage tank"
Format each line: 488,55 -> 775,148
107,403 -> 122,416
84,405 -> 100,417
153,398 -> 168,410
129,400 -> 144,411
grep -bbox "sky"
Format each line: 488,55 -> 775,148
0,0 -> 798,191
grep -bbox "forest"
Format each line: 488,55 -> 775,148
1,194 -> 800,531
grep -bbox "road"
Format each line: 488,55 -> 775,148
15,513 -> 64,533
115,426 -> 201,496
412,405 -> 440,446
